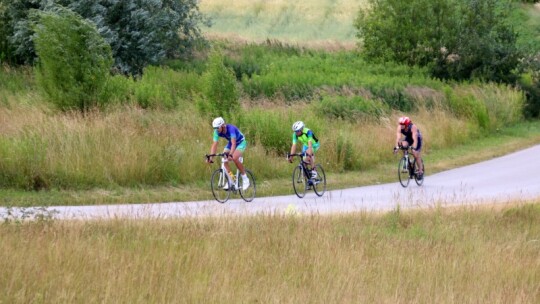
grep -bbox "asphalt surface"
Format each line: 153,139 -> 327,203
2,144 -> 540,220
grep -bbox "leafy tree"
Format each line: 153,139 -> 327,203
34,5 -> 112,112
2,0 -> 206,75
0,0 -> 43,64
63,0 -> 207,76
355,0 -> 521,83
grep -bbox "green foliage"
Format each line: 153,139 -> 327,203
199,49 -> 240,118
239,46 -> 436,106
1,0 -> 206,75
315,95 -> 388,122
335,133 -> 357,171
64,0 -> 207,76
0,131 -> 49,190
518,52 -> 540,117
0,0 -> 43,65
99,75 -> 133,105
33,6 -> 112,112
356,0 -> 521,83
444,87 -> 490,130
236,110 -> 293,154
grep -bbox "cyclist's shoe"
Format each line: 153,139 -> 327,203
242,177 -> 250,191
311,170 -> 318,179
223,183 -> 229,191
417,171 -> 424,180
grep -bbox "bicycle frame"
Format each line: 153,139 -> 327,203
287,152 -> 326,198
206,153 -> 256,203
397,146 -> 424,187
207,153 -> 240,191
289,152 -> 312,179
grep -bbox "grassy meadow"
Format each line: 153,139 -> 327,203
199,0 -> 366,46
1,203 -> 539,303
2,1 -> 540,302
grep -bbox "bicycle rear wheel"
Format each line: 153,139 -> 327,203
398,157 -> 410,188
239,169 -> 256,202
211,169 -> 231,203
292,165 -> 307,198
413,159 -> 425,186
312,164 -> 327,197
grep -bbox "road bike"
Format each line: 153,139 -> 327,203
205,153 -> 256,203
287,152 -> 326,198
395,146 -> 424,187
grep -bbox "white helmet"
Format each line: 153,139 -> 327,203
212,117 -> 225,129
292,121 -> 304,132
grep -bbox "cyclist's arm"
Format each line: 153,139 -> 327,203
306,137 -> 314,156
395,125 -> 402,146
290,131 -> 300,154
208,141 -> 218,162
208,130 -> 219,160
229,137 -> 237,156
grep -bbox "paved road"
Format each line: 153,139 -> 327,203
2,145 -> 540,220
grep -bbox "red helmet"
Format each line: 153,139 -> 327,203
398,116 -> 411,126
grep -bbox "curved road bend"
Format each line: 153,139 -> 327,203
2,144 -> 540,220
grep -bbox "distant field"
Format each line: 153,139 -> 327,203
199,0 -> 367,45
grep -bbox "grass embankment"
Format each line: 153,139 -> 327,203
1,203 -> 539,303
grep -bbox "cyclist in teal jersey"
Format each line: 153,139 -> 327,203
207,117 -> 250,190
287,121 -> 321,179
394,116 -> 424,179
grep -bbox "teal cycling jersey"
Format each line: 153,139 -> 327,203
292,128 -> 319,146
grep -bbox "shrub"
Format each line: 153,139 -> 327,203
236,110 -> 292,154
199,48 -> 240,118
33,6 -> 112,112
315,95 -> 389,122
445,87 -> 490,130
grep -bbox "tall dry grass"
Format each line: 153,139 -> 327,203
0,88 -> 524,191
1,203 -> 539,303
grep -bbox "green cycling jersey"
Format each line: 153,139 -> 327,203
292,127 -> 319,147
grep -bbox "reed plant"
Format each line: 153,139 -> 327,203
1,203 -> 538,303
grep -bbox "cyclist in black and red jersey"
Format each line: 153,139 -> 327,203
394,116 -> 424,179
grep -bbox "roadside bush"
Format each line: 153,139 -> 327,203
198,49 -> 240,118
444,87 -> 489,130
33,6 -> 112,112
236,110 -> 293,154
99,75 -> 133,105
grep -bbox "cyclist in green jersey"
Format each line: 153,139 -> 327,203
287,121 -> 321,179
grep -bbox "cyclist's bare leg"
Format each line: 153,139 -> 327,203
412,150 -> 423,173
231,149 -> 246,175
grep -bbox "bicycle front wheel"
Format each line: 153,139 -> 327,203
211,169 -> 231,203
292,165 -> 307,198
398,157 -> 410,188
312,164 -> 327,197
239,169 -> 256,202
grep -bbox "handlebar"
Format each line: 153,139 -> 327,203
205,153 -> 229,163
394,146 -> 416,153
287,152 -> 312,158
